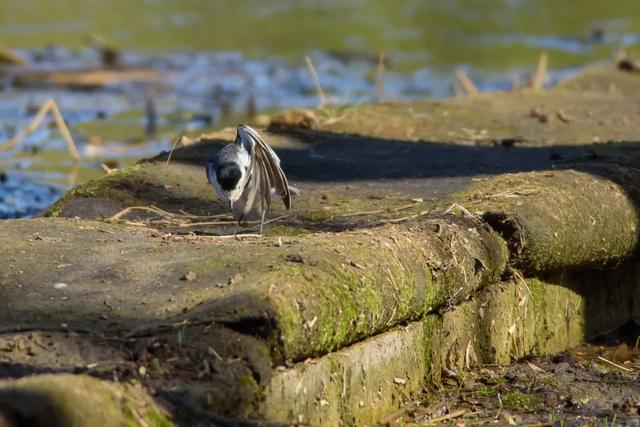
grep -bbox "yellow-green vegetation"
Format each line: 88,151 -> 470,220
472,385 -> 499,397
238,374 -> 261,395
501,391 -> 543,411
263,224 -> 310,236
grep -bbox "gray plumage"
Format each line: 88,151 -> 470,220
206,124 -> 296,233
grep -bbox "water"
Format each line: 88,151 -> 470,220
1,0 -> 639,218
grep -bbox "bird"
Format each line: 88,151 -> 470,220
206,124 -> 297,234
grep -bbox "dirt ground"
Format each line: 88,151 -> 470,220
382,323 -> 640,427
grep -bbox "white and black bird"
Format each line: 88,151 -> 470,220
206,124 -> 297,234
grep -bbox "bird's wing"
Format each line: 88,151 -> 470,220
205,160 -> 230,206
237,125 -> 292,213
205,160 -> 216,186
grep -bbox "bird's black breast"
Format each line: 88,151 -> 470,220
216,163 -> 242,190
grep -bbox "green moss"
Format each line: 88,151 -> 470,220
46,164 -> 146,217
263,224 -> 310,236
422,315 -> 441,380
0,374 -> 172,426
298,208 -> 337,222
256,218 -> 507,362
123,401 -> 173,427
501,391 -> 543,411
453,169 -> 639,273
472,385 -> 498,397
145,408 -> 174,427
238,374 -> 260,394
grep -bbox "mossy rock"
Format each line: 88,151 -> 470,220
262,256 -> 640,425
457,169 -> 639,273
0,374 -> 171,427
185,216 -> 506,362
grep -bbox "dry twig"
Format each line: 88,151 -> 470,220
107,204 -> 288,236
304,55 -> 327,107
444,203 -> 476,218
376,210 -> 430,225
334,200 -> 422,219
100,163 -> 117,175
374,50 -> 396,102
531,52 -> 548,89
425,408 -> 466,424
377,403 -> 416,425
166,135 -> 189,164
511,267 -> 534,301
597,355 -> 634,372
456,71 -> 479,96
108,205 -> 232,223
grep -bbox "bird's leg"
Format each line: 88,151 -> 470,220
260,210 -> 266,235
234,215 -> 244,238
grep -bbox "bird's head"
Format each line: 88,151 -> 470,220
206,137 -> 252,210
216,163 -> 243,191
213,162 -> 245,203
206,154 -> 250,205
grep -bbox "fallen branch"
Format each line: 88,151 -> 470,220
13,68 -> 160,89
0,98 -> 79,161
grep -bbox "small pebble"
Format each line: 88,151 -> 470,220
181,271 -> 197,281
53,282 -> 68,289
